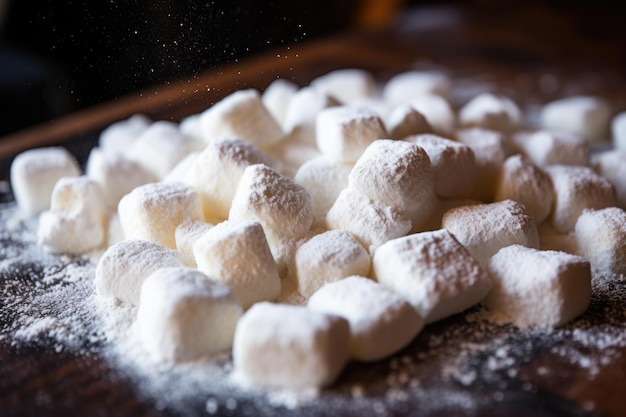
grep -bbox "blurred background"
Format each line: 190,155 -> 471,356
0,0 -> 370,137
0,0 -> 623,137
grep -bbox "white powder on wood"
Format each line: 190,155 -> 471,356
0,190 -> 626,416
4,197 -> 626,415
3,71 -> 626,416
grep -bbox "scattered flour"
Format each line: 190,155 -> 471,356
4,195 -> 626,416
3,68 -> 626,416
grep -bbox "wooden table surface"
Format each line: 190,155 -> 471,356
1,4 -> 626,417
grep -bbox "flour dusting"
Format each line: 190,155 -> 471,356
3,198 -> 626,415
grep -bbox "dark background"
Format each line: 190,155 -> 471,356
0,0 -> 361,137
0,0 -> 624,137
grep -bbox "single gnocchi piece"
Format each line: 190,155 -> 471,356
383,71 -> 451,104
262,78 -> 299,128
136,267 -> 243,363
592,150 -> 626,210
546,165 -> 616,233
99,114 -> 151,154
309,68 -> 377,104
612,111 -> 626,150
128,121 -> 204,180
174,220 -> 214,267
512,130 -> 590,168
192,137 -> 274,221
283,87 -> 341,137
405,134 -> 476,199
373,229 -> 492,324
118,182 -> 203,249
94,239 -> 186,305
574,207 -> 626,275
10,147 -> 81,216
294,156 -> 352,229
455,127 -> 509,202
485,245 -> 591,328
459,93 -> 522,132
348,139 -> 437,232
294,230 -> 370,298
37,176 -> 108,254
409,94 -> 456,135
232,302 -> 350,390
229,164 -> 313,270
308,276 -> 424,361
326,188 -> 412,252
193,220 -> 281,309
200,89 -> 284,148
316,106 -> 387,163
385,104 -> 434,140
540,95 -> 611,142
494,155 -> 553,224
442,200 -> 540,267
85,147 -> 156,210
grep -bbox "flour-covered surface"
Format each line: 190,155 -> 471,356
1,13 -> 626,414
1,105 -> 625,417
3,188 -> 625,417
